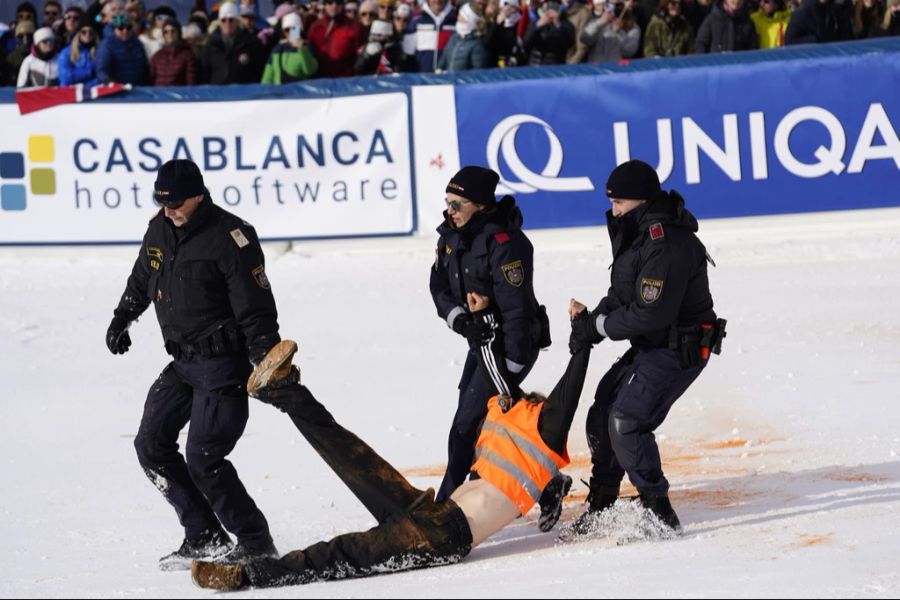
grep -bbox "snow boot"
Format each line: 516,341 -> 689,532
224,540 -> 279,564
158,528 -> 233,572
639,493 -> 681,531
538,473 -> 573,532
191,560 -> 245,591
564,481 -> 620,539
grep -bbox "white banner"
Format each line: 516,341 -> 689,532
0,93 -> 415,244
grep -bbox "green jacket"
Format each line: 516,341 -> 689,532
643,14 -> 694,58
261,41 -> 318,84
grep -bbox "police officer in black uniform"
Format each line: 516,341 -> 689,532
106,160 -> 281,569
569,160 -> 725,533
430,166 -> 565,524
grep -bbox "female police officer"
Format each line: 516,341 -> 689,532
568,159 -> 725,535
429,166 -> 564,524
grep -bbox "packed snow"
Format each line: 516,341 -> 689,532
1,207 -> 899,598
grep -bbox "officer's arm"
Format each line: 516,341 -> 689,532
222,225 -> 281,363
490,234 -> 538,371
469,297 -> 524,401
113,235 -> 153,323
601,243 -> 691,340
429,237 -> 467,329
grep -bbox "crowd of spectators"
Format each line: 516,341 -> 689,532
1,0 -> 897,88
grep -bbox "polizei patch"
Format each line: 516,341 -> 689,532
252,265 -> 270,289
230,229 -> 250,248
641,278 -> 664,304
501,260 -> 525,287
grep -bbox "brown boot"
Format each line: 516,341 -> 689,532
247,340 -> 298,397
191,560 -> 244,591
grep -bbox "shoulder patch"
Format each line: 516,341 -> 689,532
147,246 -> 163,271
445,244 -> 452,255
649,223 -> 665,241
252,265 -> 270,289
230,228 -> 250,248
640,278 -> 664,304
501,260 -> 525,287
494,232 -> 511,245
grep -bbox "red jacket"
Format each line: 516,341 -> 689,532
307,14 -> 364,78
149,42 -> 198,86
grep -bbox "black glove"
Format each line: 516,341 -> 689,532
452,310 -> 494,345
106,316 -> 132,355
569,310 -> 604,355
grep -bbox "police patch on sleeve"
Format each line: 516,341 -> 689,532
230,229 -> 250,248
147,246 -> 163,270
252,265 -> 270,289
501,260 -> 525,287
640,278 -> 664,304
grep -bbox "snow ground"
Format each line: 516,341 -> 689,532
1,207 -> 899,598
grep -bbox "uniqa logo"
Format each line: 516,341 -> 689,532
486,115 -> 595,195
0,135 -> 57,211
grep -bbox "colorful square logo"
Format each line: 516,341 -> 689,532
1,184 -> 27,211
0,153 -> 25,179
2,136 -> 57,211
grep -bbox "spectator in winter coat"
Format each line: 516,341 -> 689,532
61,5 -> 84,44
884,0 -> 900,34
565,0 -> 593,63
784,0 -> 853,43
644,0 -> 695,56
4,20 -> 35,86
852,0 -> 886,38
96,13 -> 147,84
580,0 -> 641,62
307,0 -> 366,77
437,1 -> 489,71
149,18 -> 199,86
17,25 -> 59,87
403,0 -> 458,72
750,0 -> 791,48
523,0 -> 576,64
262,12 -> 318,83
695,0 -> 759,52
57,15 -> 99,86
200,2 -> 266,83
484,0 -> 527,66
41,0 -> 62,28
354,17 -> 415,73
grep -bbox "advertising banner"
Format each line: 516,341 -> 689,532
0,92 -> 415,244
455,52 -> 900,228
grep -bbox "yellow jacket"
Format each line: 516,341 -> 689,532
751,8 -> 792,49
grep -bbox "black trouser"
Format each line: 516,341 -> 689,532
437,349 -> 536,501
586,347 -> 704,496
133,354 -> 272,548
241,386 -> 473,588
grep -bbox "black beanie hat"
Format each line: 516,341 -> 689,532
446,166 -> 500,206
154,159 -> 205,206
605,160 -> 661,201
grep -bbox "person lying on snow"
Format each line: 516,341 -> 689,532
192,293 -> 595,590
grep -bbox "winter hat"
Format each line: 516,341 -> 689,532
182,22 -> 202,39
394,3 -> 411,17
455,1 -> 482,36
218,2 -> 239,20
111,13 -> 132,27
240,4 -> 256,16
370,18 -> 392,36
281,11 -> 302,30
33,26 -> 55,44
446,166 -> 500,206
605,160 -> 661,201
154,160 -> 205,206
153,4 -> 177,19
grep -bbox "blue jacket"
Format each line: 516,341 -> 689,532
57,42 -> 100,87
430,196 -> 542,367
96,34 -> 147,85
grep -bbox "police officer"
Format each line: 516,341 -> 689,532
106,159 -> 281,570
569,159 -> 724,533
430,166 -> 565,525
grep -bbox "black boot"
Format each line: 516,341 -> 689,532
538,473 -> 573,532
225,540 -> 279,564
562,480 -> 619,540
159,528 -> 233,571
639,493 -> 681,531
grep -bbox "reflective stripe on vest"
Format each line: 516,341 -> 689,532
480,421 -> 561,481
474,446 -> 544,504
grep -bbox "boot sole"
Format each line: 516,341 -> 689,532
247,340 -> 298,396
191,560 -> 244,590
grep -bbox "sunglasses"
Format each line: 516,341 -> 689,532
345,7 -> 359,13
360,11 -> 375,16
163,27 -> 178,33
445,197 -> 472,211
220,17 -> 236,22
65,14 -> 80,20
115,25 -> 131,30
79,28 -> 94,35
38,38 -> 54,44
45,10 -> 60,17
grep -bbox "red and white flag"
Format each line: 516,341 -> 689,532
15,83 -> 132,115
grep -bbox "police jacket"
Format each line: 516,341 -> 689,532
596,190 -> 716,349
113,196 -> 280,361
430,196 -> 541,367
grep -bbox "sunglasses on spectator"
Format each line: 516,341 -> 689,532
445,197 -> 473,211
220,17 -> 237,22
79,28 -> 94,35
154,14 -> 168,20
163,27 -> 178,34
360,11 -> 375,16
65,13 -> 80,21
345,7 -> 358,13
45,10 -> 60,17
115,25 -> 131,30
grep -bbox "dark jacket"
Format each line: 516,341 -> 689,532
695,1 -> 759,53
354,41 -> 416,75
644,13 -> 695,57
96,33 -> 147,85
430,196 -> 542,367
784,0 -> 853,45
200,28 -> 266,84
149,41 -> 198,86
523,19 -> 576,65
113,197 -> 280,361
596,191 -> 716,348
483,22 -> 526,67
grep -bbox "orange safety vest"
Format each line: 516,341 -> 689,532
471,395 -> 570,516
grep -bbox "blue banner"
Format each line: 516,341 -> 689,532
455,47 -> 900,228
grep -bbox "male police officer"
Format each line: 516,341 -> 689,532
106,159 -> 281,570
429,166 -> 568,531
568,159 -> 725,534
